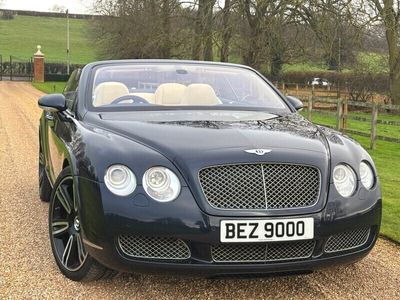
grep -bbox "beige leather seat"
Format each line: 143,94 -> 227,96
93,82 -> 129,107
129,93 -> 155,104
182,84 -> 221,106
154,83 -> 186,105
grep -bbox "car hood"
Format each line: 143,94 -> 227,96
84,110 -> 331,217
85,111 -> 329,162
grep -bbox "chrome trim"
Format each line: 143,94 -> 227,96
198,162 -> 322,211
82,238 -> 104,250
40,105 -> 59,112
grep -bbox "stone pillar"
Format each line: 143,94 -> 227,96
33,45 -> 44,82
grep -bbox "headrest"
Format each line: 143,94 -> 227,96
154,83 -> 186,105
93,82 -> 129,106
182,84 -> 221,106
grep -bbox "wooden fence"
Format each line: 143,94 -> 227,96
298,96 -> 400,150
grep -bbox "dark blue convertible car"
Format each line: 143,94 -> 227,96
38,60 -> 381,281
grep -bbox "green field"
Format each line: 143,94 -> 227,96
303,110 -> 400,242
32,81 -> 66,93
0,15 -> 96,64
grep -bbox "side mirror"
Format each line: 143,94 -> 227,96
286,96 -> 303,111
38,94 -> 66,112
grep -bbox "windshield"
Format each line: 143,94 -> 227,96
90,63 -> 289,112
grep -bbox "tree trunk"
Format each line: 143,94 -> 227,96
240,0 -> 261,69
371,0 -> 400,104
389,69 -> 400,105
191,1 -> 203,60
160,0 -> 171,58
220,0 -> 232,62
203,0 -> 215,61
384,8 -> 400,105
270,53 -> 283,80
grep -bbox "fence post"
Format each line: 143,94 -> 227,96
342,98 -> 348,131
307,96 -> 313,121
10,55 -> 12,81
370,104 -> 378,150
336,99 -> 343,131
33,45 -> 45,83
311,84 -> 315,99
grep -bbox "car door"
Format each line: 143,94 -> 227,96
45,69 -> 81,183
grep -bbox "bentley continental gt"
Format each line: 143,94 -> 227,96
38,60 -> 381,281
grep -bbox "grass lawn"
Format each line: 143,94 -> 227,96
308,110 -> 400,140
32,81 -> 66,94
0,15 -> 96,64
303,110 -> 400,242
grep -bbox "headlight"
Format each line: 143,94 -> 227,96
333,164 -> 356,197
143,167 -> 181,202
104,164 -> 137,196
360,161 -> 374,189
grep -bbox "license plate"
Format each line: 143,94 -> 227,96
220,218 -> 314,243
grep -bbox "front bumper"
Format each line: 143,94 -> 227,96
76,177 -> 382,276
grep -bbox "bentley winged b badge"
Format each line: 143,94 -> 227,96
244,149 -> 272,156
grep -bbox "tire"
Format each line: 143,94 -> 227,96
49,167 -> 118,281
39,141 -> 52,202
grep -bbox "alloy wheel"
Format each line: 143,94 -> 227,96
50,176 -> 87,271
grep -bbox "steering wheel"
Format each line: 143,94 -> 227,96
110,95 -> 150,105
240,94 -> 252,102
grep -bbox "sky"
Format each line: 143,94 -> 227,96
1,0 -> 91,14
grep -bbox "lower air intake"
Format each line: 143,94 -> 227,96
324,228 -> 371,253
118,235 -> 191,260
211,240 -> 315,263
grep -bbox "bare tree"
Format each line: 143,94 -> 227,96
219,0 -> 234,62
91,0 -> 186,59
50,4 -> 67,13
297,0 -> 363,70
191,0 -> 217,61
238,0 -> 302,77
367,0 -> 400,104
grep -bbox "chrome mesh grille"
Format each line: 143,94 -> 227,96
325,228 -> 370,253
199,163 -> 320,210
211,241 -> 315,263
118,235 -> 191,260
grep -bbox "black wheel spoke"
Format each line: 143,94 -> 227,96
76,234 -> 87,264
51,220 -> 70,237
61,235 -> 74,268
56,185 -> 73,215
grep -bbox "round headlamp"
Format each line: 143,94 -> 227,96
333,164 -> 356,197
360,161 -> 374,190
104,164 -> 137,196
143,167 -> 181,202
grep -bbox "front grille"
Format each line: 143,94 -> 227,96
324,228 -> 370,253
118,235 -> 191,260
211,240 -> 315,263
199,163 -> 320,210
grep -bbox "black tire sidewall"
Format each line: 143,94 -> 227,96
48,167 -> 96,281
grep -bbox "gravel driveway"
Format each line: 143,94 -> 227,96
0,81 -> 399,299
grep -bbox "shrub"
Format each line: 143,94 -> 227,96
0,10 -> 15,20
